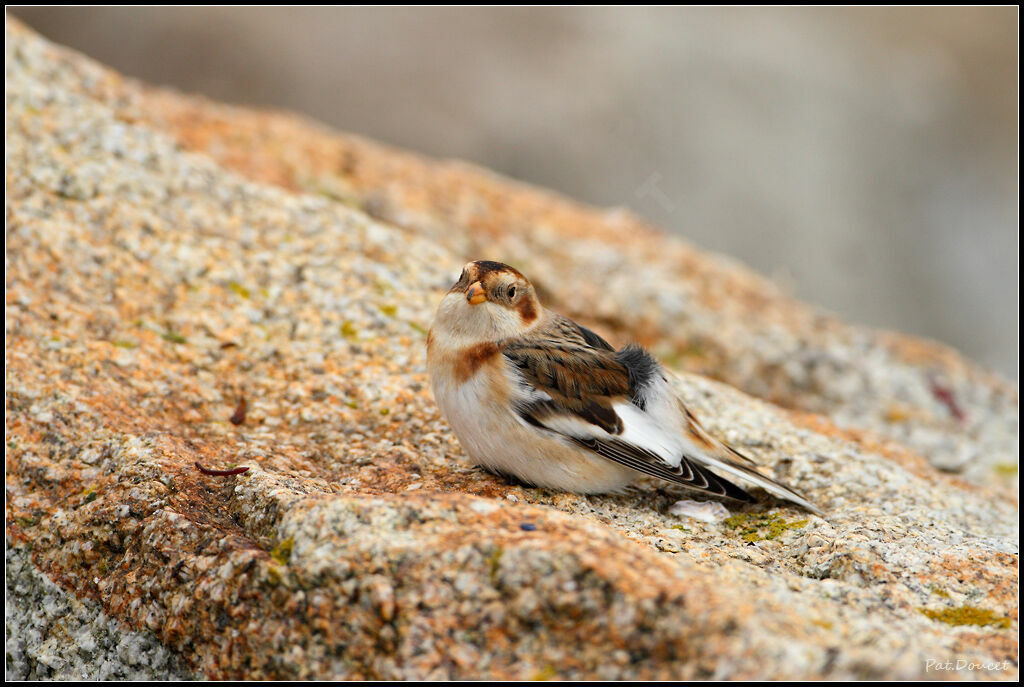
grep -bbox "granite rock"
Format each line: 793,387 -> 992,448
5,546 -> 193,680
5,19 -> 1018,680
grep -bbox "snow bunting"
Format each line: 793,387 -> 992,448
427,260 -> 822,514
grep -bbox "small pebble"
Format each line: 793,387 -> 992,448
668,499 -> 730,524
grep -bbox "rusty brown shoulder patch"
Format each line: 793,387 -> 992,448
453,342 -> 501,383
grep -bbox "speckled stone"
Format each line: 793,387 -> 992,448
5,545 -> 193,680
5,18 -> 1018,681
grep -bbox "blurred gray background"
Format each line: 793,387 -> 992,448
10,7 -> 1018,379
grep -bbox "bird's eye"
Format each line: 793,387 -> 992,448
507,285 -> 517,299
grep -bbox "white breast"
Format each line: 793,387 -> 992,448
427,344 -> 636,493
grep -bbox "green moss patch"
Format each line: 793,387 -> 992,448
161,330 -> 187,344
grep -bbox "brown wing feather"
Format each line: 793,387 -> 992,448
502,316 -> 631,434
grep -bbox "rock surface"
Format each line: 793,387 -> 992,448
5,19 -> 1018,680
5,547 -> 193,680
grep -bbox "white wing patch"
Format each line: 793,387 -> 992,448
611,401 -> 687,465
507,363 -> 684,464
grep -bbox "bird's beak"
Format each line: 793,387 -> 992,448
465,281 -> 486,305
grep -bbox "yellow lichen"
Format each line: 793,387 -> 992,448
531,665 -> 557,681
270,537 -> 294,565
487,547 -> 504,580
919,606 -> 1011,629
885,404 -> 912,423
765,518 -> 808,540
723,512 -> 808,542
228,281 -> 251,299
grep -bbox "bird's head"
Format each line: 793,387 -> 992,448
431,260 -> 542,344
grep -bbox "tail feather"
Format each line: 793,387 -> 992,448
698,451 -> 825,516
666,370 -> 824,515
688,460 -> 755,503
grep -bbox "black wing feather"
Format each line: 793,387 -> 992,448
575,323 -> 615,351
615,344 -> 662,409
570,436 -> 754,502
